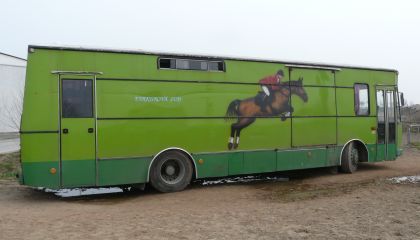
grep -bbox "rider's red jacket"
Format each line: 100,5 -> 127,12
259,75 -> 281,90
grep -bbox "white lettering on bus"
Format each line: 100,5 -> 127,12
134,96 -> 182,103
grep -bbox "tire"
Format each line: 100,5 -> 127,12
340,142 -> 359,173
149,151 -> 193,193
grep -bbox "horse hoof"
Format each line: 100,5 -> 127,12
228,143 -> 233,150
233,143 -> 238,149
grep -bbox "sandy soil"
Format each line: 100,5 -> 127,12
1,148 -> 420,240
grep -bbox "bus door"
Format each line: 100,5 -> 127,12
376,88 -> 397,161
60,77 -> 96,187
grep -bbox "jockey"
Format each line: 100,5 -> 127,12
256,70 -> 284,112
259,69 -> 284,96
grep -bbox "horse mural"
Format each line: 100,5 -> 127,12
224,78 -> 308,150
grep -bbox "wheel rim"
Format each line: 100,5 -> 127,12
160,158 -> 185,185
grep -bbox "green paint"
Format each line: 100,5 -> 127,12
20,46 -> 402,189
61,118 -> 95,161
327,147 -> 339,166
376,144 -> 386,161
21,134 -> 59,163
387,143 -> 397,161
243,151 -> 276,174
367,144 -> 377,162
228,152 -> 245,176
62,160 -> 96,187
98,158 -> 150,186
293,118 -> 336,146
337,117 -> 376,145
276,148 -> 331,171
21,162 -> 60,189
194,153 -> 230,178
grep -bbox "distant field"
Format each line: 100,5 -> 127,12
0,133 -> 20,154
0,132 -> 19,140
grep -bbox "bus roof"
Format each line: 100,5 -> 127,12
28,45 -> 398,73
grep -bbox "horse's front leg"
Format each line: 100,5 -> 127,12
279,104 -> 293,121
282,103 -> 293,113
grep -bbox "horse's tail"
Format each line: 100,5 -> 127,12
225,99 -> 240,121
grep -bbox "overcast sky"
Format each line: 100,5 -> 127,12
1,0 -> 420,103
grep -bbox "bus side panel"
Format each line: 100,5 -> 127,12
97,118 -> 291,161
336,69 -> 396,163
337,117 -> 377,161
290,69 -> 336,147
20,50 -> 60,189
277,148 -> 329,171
98,157 -> 151,186
20,134 -> 60,189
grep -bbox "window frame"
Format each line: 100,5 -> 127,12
354,83 -> 370,116
158,57 -> 225,72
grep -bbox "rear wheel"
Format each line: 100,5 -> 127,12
340,142 -> 359,173
150,151 -> 193,193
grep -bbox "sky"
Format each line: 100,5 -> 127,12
1,0 -> 420,104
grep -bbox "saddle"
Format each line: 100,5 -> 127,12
255,91 -> 266,107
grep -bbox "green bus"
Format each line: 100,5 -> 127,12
20,45 -> 403,192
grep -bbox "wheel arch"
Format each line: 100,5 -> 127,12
339,139 -> 369,165
147,147 -> 197,182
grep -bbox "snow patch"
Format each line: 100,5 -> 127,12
200,175 -> 289,186
388,176 -> 420,184
37,187 -> 123,197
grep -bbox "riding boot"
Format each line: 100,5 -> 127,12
255,93 -> 268,113
262,93 -> 273,113
261,95 -> 270,113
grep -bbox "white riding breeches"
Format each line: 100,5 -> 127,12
262,86 -> 270,96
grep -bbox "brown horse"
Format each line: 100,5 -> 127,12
224,79 -> 308,150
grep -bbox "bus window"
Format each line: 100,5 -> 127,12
62,79 -> 93,118
387,91 -> 396,143
354,84 -> 369,115
158,57 -> 225,72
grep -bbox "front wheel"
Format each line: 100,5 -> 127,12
149,151 -> 193,193
340,142 -> 359,173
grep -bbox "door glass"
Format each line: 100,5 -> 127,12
354,84 -> 369,115
377,90 -> 385,144
387,91 -> 396,143
62,80 -> 93,118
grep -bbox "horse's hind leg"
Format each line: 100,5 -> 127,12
228,124 -> 236,150
234,129 -> 241,149
233,118 -> 256,149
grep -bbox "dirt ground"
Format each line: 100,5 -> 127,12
1,148 -> 420,240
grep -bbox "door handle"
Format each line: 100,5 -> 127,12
88,128 -> 94,133
62,128 -> 69,134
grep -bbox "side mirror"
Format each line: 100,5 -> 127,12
399,92 -> 405,106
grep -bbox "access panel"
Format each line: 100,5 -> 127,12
289,68 -> 337,147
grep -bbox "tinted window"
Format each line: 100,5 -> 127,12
176,59 -> 207,70
62,80 -> 93,118
159,58 -> 176,69
354,84 -> 369,115
387,91 -> 396,143
208,61 -> 224,71
158,58 -> 224,72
